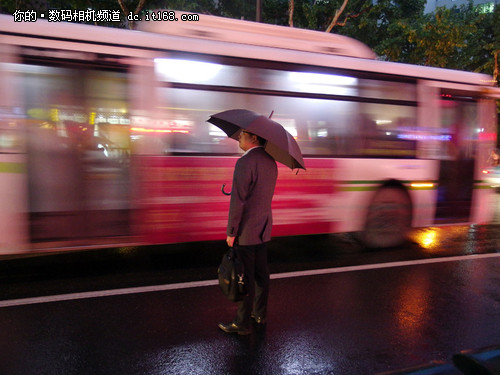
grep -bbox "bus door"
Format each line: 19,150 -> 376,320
16,53 -> 132,245
434,91 -> 478,224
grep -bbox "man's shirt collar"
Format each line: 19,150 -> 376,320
242,145 -> 263,156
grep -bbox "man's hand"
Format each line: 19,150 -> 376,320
226,236 -> 235,247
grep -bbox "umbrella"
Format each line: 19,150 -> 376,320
207,109 -> 306,170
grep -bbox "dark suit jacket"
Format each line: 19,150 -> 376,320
227,147 -> 278,246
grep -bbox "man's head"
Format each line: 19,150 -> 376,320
238,130 -> 266,151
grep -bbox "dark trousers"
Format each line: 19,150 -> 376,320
235,243 -> 270,328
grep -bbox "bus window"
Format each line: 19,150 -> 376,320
153,58 -> 419,158
154,84 -> 418,158
154,87 -> 245,155
440,99 -> 478,160
155,58 -> 244,87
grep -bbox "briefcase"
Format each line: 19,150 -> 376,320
217,247 -> 247,302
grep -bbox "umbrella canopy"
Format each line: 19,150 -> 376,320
207,109 -> 305,170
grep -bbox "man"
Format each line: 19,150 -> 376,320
218,130 -> 278,336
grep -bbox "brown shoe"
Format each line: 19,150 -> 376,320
218,322 -> 251,335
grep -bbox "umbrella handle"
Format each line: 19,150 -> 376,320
221,183 -> 232,196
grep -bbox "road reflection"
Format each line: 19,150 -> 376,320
409,224 -> 498,256
394,267 -> 431,341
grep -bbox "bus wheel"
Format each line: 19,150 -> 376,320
361,186 -> 412,248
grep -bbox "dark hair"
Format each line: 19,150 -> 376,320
256,135 -> 266,146
243,131 -> 266,146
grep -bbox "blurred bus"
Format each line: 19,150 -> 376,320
0,12 -> 499,254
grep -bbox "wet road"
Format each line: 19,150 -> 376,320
0,197 -> 499,374
0,252 -> 499,374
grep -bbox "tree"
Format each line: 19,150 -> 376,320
261,0 -> 289,26
217,0 -> 256,20
118,0 -> 147,29
325,0 -> 371,33
315,0 -> 426,61
356,0 -> 426,62
474,5 -> 500,84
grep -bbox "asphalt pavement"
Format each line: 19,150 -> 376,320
0,251 -> 499,374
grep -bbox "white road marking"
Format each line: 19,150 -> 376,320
1,252 -> 499,308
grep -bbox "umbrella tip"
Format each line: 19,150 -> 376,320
269,110 -> 274,119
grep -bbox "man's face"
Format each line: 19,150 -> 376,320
238,131 -> 256,151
